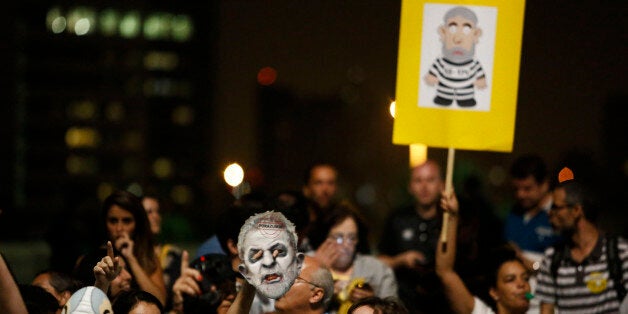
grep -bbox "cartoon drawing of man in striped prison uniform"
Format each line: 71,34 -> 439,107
425,6 -> 487,107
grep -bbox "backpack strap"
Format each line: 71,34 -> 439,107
605,234 -> 626,302
550,241 -> 566,280
550,241 -> 567,303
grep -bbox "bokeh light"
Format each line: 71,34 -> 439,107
224,163 -> 244,187
257,66 -> 277,86
153,157 -> 174,178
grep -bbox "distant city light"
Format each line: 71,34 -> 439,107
51,17 -> 67,34
46,6 -> 194,42
171,14 -> 193,42
257,66 -> 277,86
120,11 -> 141,38
224,163 -> 244,187
99,9 -> 119,36
153,157 -> 174,178
65,127 -> 101,148
75,18 -> 91,35
171,185 -> 193,204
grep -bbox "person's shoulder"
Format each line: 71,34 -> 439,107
472,296 -> 495,314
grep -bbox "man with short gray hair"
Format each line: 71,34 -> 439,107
274,256 -> 334,314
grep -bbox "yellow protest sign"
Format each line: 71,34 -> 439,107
393,0 -> 525,152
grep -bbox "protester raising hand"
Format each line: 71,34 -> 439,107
171,250 -> 203,313
74,190 -> 167,305
93,241 -> 122,293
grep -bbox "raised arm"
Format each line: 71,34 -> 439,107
171,250 -> 203,314
0,253 -> 28,314
435,191 -> 475,314
226,279 -> 256,314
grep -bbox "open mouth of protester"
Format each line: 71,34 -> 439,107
263,273 -> 283,284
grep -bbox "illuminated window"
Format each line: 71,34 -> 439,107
65,127 -> 101,148
46,7 -> 67,34
120,11 -> 141,38
99,8 -> 119,36
144,51 -> 179,71
67,100 -> 97,120
153,157 -> 174,178
171,14 -> 193,42
67,7 -> 96,36
143,78 -> 175,97
66,155 -> 99,175
144,13 -> 172,40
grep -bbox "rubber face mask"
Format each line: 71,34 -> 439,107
237,211 -> 304,299
62,286 -> 112,314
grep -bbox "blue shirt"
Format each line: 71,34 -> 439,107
504,210 -> 559,253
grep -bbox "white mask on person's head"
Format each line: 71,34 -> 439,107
237,211 -> 305,299
62,286 -> 112,314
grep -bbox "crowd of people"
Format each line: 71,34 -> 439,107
1,155 -> 627,314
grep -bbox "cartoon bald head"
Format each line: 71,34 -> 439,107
439,6 -> 482,63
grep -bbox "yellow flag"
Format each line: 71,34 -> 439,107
393,0 -> 525,152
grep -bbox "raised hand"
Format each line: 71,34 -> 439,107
314,238 -> 342,268
171,250 -> 203,312
440,190 -> 459,216
94,241 -> 122,292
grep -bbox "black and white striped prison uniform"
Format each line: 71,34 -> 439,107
535,236 -> 628,313
427,57 -> 485,103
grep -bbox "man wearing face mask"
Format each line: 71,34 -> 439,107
424,6 -> 487,107
237,211 -> 305,300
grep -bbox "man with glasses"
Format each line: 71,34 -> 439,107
536,176 -> 628,313
227,256 -> 333,314
274,256 -> 334,314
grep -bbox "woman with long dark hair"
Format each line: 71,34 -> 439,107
75,190 -> 166,306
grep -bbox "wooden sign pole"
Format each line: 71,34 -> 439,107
440,147 -> 455,252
